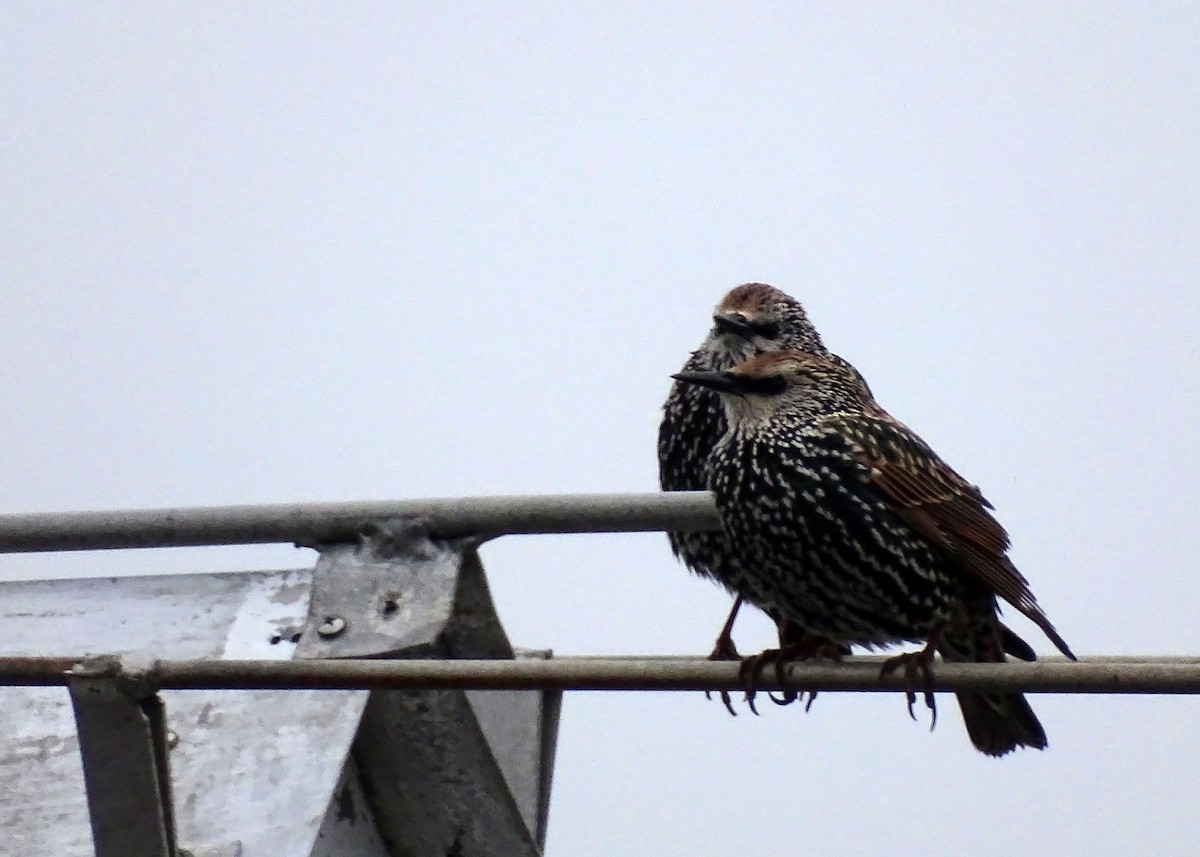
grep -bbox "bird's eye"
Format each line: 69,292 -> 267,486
750,320 -> 781,340
713,314 -> 749,336
740,374 -> 788,396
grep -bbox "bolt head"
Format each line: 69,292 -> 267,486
317,616 -> 347,638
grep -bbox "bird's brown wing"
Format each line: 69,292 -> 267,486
831,413 -> 1074,659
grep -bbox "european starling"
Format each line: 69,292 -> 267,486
659,284 -> 844,661
672,350 -> 1075,756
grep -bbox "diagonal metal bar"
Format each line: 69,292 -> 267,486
8,655 -> 1200,694
66,654 -> 178,857
0,492 -> 719,553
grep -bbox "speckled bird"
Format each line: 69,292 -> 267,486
659,284 -> 858,660
672,350 -> 1075,756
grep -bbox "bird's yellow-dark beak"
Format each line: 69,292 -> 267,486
712,311 -> 754,339
671,370 -> 740,393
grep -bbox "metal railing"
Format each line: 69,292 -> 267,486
0,491 -> 1193,857
4,654 -> 1200,695
0,490 -> 1193,696
0,491 -> 718,553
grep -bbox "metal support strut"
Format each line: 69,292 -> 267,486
66,654 -> 179,857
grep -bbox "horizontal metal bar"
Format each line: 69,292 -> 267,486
0,655 -> 79,679
0,492 -> 719,553
4,656 -> 1200,694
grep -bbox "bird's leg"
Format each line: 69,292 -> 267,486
707,596 -> 743,661
880,630 -> 941,730
705,596 -> 744,716
739,634 -> 848,715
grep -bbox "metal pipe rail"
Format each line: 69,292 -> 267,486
0,492 -> 719,553
4,655 -> 1200,694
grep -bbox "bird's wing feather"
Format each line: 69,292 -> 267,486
829,413 -> 1074,659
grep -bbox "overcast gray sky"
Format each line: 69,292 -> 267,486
3,3 -> 1199,855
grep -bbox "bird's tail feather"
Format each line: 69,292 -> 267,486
955,691 -> 1047,757
944,621 -> 1048,757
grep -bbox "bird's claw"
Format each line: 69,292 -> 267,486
709,689 -> 739,717
880,644 -> 938,731
736,654 -> 771,715
768,651 -> 802,707
769,688 -> 801,707
733,637 -> 846,714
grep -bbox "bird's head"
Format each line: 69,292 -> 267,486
701,283 -> 824,367
672,350 -> 867,428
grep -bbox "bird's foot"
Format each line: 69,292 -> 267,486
736,650 -> 774,715
705,628 -> 742,716
769,637 -> 849,710
707,630 -> 741,661
880,637 -> 939,731
739,636 -> 847,714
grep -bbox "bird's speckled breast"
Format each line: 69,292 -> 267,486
711,427 -> 964,647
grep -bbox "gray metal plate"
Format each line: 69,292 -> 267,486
0,570 -> 365,857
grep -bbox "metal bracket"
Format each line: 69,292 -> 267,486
67,653 -> 178,857
297,517 -> 511,660
298,517 -> 557,855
